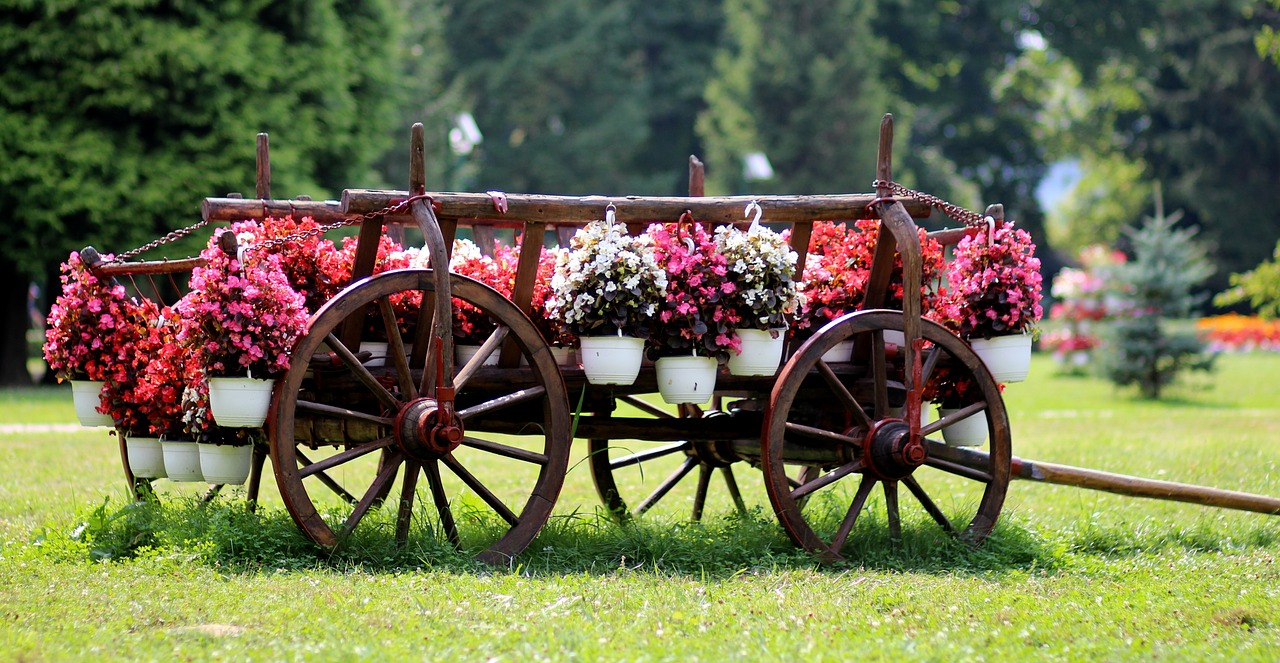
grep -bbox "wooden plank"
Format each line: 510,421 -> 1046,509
342,189 -> 932,224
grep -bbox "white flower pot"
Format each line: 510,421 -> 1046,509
821,339 -> 855,363
970,334 -> 1033,383
199,443 -> 253,485
937,408 -> 987,447
728,329 -> 786,376
655,356 -> 719,405
125,435 -> 167,479
360,341 -> 412,368
550,346 -> 575,366
208,377 -> 275,428
578,336 -> 645,385
883,330 -> 906,347
456,344 -> 500,368
71,380 -> 113,427
161,438 -> 204,482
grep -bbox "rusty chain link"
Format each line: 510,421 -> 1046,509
107,194 -> 433,264
873,180 -> 986,226
109,218 -> 213,264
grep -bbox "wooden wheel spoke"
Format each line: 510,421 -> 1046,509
396,461 -> 422,545
721,467 -> 747,512
871,330 -> 890,418
377,296 -> 418,400
830,475 -> 878,552
919,345 -> 943,391
460,436 -> 548,466
456,385 -> 547,421
816,360 -> 874,430
902,475 -> 956,534
324,332 -> 401,411
884,480 -> 902,543
296,449 -> 359,504
442,454 -> 519,527
924,440 -> 995,483
618,395 -> 676,419
454,325 -> 510,392
299,436 -> 395,478
634,457 -> 698,515
691,464 -> 712,521
920,400 -> 987,438
340,451 -> 403,538
608,441 -> 692,471
783,422 -> 862,449
791,459 -> 865,501
296,399 -> 395,427
424,459 -> 460,547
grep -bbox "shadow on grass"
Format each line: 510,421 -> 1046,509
23,494 -> 1277,580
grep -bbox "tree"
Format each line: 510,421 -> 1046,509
1030,0 -> 1280,299
1215,239 -> 1280,319
1102,191 -> 1216,399
698,0 -> 892,195
0,0 -> 401,385
442,0 -> 723,195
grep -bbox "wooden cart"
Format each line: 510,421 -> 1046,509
87,117 -> 1280,565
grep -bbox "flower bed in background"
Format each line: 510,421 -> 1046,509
1197,314 -> 1280,352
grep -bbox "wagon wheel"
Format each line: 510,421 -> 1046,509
271,269 -> 572,564
763,310 -> 1011,562
588,402 -> 817,522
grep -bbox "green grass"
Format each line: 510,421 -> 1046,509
3,354 -> 1280,660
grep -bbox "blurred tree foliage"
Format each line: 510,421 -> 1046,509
0,0 -> 402,384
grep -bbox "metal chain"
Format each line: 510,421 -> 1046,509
109,218 -> 212,264
106,194 -> 432,263
247,194 -> 432,256
873,180 -> 986,226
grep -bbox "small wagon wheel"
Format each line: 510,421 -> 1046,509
762,310 -> 1011,562
271,269 -> 572,564
588,402 -> 818,522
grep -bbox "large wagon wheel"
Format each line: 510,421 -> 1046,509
588,401 -> 818,522
271,269 -> 571,564
762,310 -> 1011,562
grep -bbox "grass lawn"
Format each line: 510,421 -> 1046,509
2,354 -> 1279,660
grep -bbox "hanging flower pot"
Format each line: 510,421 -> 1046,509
938,408 -> 987,447
655,355 -> 719,405
199,443 -> 253,485
821,339 -> 855,363
125,434 -> 167,479
456,344 -> 500,368
969,334 -> 1033,383
207,376 -> 275,428
728,329 -> 786,376
71,380 -> 113,427
549,346 -> 575,366
161,437 -> 204,482
578,336 -> 645,385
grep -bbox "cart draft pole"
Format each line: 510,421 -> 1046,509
929,444 -> 1280,515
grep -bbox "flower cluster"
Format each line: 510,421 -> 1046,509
714,222 -> 801,331
236,215 -> 342,312
530,245 -> 575,347
42,251 -> 146,382
646,220 -> 742,360
938,222 -> 1043,340
132,310 -> 190,437
549,218 -> 668,338
798,220 -> 946,332
1197,314 -> 1280,353
449,238 -> 518,344
94,297 -> 163,432
922,362 -> 984,408
174,229 -> 309,378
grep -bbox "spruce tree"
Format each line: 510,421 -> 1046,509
1102,189 -> 1215,398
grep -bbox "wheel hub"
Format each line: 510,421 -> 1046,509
862,418 -> 926,480
394,397 -> 465,459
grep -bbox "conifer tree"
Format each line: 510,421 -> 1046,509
1102,188 -> 1215,398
